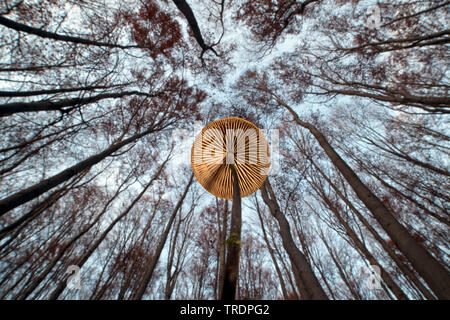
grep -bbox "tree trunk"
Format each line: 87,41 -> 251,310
255,197 -> 289,299
311,177 -> 408,299
260,178 -> 328,300
0,16 -> 143,49
320,233 -> 362,299
171,0 -> 217,55
46,158 -> 169,300
320,165 -> 437,299
276,96 -> 450,299
221,165 -> 242,300
357,159 -> 449,228
215,199 -> 228,299
132,173 -> 194,300
215,198 -> 228,299
0,91 -> 159,116
0,125 -> 157,216
0,84 -> 128,97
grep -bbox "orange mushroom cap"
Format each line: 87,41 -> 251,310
191,117 -> 270,199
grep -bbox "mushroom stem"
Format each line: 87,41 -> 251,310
221,164 -> 242,300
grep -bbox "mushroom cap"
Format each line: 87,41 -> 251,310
191,117 -> 270,199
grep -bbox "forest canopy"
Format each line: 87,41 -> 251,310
0,0 -> 449,300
